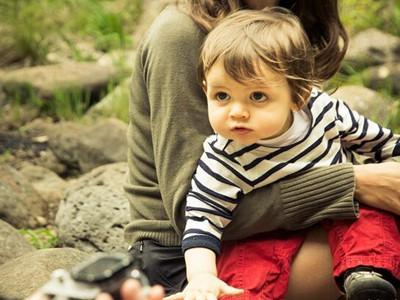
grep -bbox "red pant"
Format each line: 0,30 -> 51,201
217,207 -> 400,300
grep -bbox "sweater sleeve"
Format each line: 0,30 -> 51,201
125,6 -> 357,246
183,137 -> 251,254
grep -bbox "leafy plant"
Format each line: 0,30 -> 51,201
40,88 -> 92,121
19,228 -> 59,249
340,0 -> 400,37
0,0 -> 143,65
0,150 -> 13,163
0,0 -> 59,65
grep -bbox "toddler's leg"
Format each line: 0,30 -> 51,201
217,231 -> 304,300
324,206 -> 400,299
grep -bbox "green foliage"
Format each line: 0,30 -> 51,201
0,0 -> 59,65
340,0 -> 383,35
87,80 -> 130,122
61,0 -> 142,52
19,228 -> 59,249
0,0 -> 143,65
340,0 -> 400,36
0,150 -> 13,164
43,89 -> 92,121
386,100 -> 400,131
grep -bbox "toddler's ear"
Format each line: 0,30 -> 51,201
202,80 -> 207,93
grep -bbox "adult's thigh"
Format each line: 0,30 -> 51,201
286,225 -> 342,300
130,240 -> 186,296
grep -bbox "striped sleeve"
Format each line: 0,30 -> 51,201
335,98 -> 400,162
182,137 -> 251,254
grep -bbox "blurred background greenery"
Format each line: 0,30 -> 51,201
0,0 -> 142,65
0,0 -> 399,130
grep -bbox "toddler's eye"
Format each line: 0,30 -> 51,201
250,92 -> 267,102
215,92 -> 230,101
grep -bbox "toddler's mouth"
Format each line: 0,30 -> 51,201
231,127 -> 253,135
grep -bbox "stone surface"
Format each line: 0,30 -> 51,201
17,162 -> 68,223
56,163 -> 130,253
0,62 -> 123,99
78,118 -> 128,172
0,219 -> 35,265
332,85 -> 396,124
0,164 -> 47,228
0,248 -> 88,300
345,28 -> 400,69
361,62 -> 400,95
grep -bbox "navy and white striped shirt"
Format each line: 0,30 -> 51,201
182,89 -> 400,254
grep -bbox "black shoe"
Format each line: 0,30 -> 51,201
344,270 -> 397,300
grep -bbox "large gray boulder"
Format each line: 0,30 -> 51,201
345,28 -> 400,70
332,85 -> 396,124
0,164 -> 47,228
0,248 -> 88,300
22,118 -> 128,174
77,118 -> 128,173
0,219 -> 35,265
361,62 -> 400,95
85,77 -> 130,120
0,62 -> 124,100
56,163 -> 130,253
17,162 -> 68,223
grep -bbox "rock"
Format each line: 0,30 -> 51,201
97,50 -> 136,72
0,219 -> 35,265
23,119 -> 83,174
345,28 -> 400,70
332,85 -> 396,124
0,103 -> 41,131
56,163 -> 130,253
361,62 -> 400,95
17,162 -> 68,223
0,164 -> 47,228
23,118 -> 128,174
33,149 -> 67,176
78,118 -> 128,172
48,121 -> 86,172
85,77 -> 130,121
0,248 -> 88,300
0,62 -> 125,100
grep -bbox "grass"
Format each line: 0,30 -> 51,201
0,0 -> 399,127
44,89 -> 92,121
19,228 -> 59,249
340,0 -> 400,36
0,150 -> 13,163
0,0 -> 143,65
0,0 -> 141,122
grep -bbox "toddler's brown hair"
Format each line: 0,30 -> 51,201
200,8 -> 321,108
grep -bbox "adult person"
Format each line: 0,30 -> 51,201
123,0 -> 400,299
174,8 -> 400,299
27,1 -> 400,299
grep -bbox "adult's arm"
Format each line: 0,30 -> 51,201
354,162 -> 400,215
130,5 -> 358,243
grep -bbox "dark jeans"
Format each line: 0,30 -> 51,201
129,240 -> 187,295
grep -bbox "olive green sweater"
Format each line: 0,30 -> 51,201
124,5 -> 357,247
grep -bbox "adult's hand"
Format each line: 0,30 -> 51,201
26,279 -> 165,300
96,279 -> 164,300
354,161 -> 400,215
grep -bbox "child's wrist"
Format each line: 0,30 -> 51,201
188,271 -> 218,281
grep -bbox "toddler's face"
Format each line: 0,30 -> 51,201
204,58 -> 296,146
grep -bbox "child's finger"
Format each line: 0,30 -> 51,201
163,291 -> 185,300
220,284 -> 244,296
